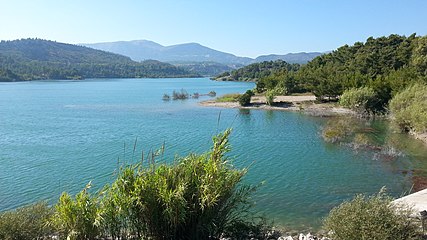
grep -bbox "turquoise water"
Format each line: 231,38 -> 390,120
0,78 -> 424,230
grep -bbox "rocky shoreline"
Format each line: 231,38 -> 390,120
221,232 -> 331,240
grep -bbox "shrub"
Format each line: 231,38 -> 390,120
339,87 -> 377,113
321,118 -> 357,143
389,83 -> 427,133
239,92 -> 252,106
162,93 -> 171,101
102,129 -> 259,240
172,89 -> 189,100
323,189 -> 419,240
265,89 -> 275,106
0,202 -> 54,240
245,89 -> 255,97
52,130 -> 266,240
52,183 -> 101,240
207,91 -> 217,97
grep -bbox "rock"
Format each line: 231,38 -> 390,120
278,236 -> 294,240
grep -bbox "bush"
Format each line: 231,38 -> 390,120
323,189 -> 419,240
104,129 -> 258,239
0,202 -> 54,240
389,83 -> 427,133
321,118 -> 357,143
51,130 -> 266,240
52,183 -> 101,240
172,89 -> 189,100
265,90 -> 277,106
339,87 -> 377,113
162,93 -> 171,101
239,92 -> 252,106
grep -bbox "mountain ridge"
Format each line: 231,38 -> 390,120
82,40 -> 324,65
0,38 -> 198,81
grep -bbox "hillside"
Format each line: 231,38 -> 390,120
251,34 -> 427,109
0,39 -> 197,81
255,52 -> 324,64
170,61 -> 240,76
212,60 -> 300,82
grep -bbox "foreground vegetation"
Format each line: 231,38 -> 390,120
324,189 -> 420,240
1,186 -> 423,239
1,130 -> 276,240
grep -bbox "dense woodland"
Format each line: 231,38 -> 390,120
212,60 -> 300,82
171,61 -> 239,76
216,34 -> 427,112
0,39 -> 198,81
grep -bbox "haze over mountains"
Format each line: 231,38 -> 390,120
0,39 -> 196,81
83,40 -> 324,65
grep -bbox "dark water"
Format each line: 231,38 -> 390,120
0,78 -> 426,230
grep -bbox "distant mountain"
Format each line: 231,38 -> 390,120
83,40 -> 324,67
83,40 -> 253,65
0,39 -> 197,81
255,52 -> 324,64
170,61 -> 242,77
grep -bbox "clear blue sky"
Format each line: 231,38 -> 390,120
1,0 -> 426,58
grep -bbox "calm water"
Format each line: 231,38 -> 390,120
1,78 -> 426,230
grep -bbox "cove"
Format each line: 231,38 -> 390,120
0,78 -> 426,230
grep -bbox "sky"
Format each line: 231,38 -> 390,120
1,0 -> 427,58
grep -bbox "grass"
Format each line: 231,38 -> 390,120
215,93 -> 241,102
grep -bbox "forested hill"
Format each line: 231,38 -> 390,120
212,60 -> 300,81
247,34 -> 427,110
0,39 -> 198,81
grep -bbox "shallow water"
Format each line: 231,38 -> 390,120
0,78 -> 425,230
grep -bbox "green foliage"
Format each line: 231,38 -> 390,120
322,118 -> 357,143
0,202 -> 54,240
339,87 -> 377,113
389,83 -> 427,133
235,34 -> 427,110
213,60 -> 300,82
324,189 -> 419,240
52,183 -> 101,240
238,90 -> 254,106
50,130 -> 265,240
411,36 -> 427,75
216,93 -> 241,102
0,38 -> 198,81
175,61 -> 236,77
265,90 -> 275,106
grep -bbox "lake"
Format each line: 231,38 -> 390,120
1,78 -> 426,230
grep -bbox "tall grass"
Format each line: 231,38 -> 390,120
51,129 -> 266,240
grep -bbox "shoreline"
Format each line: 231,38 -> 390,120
199,95 -> 356,117
199,95 -> 427,145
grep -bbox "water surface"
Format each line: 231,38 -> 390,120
0,78 -> 425,230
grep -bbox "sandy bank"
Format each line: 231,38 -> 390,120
199,95 -> 355,117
